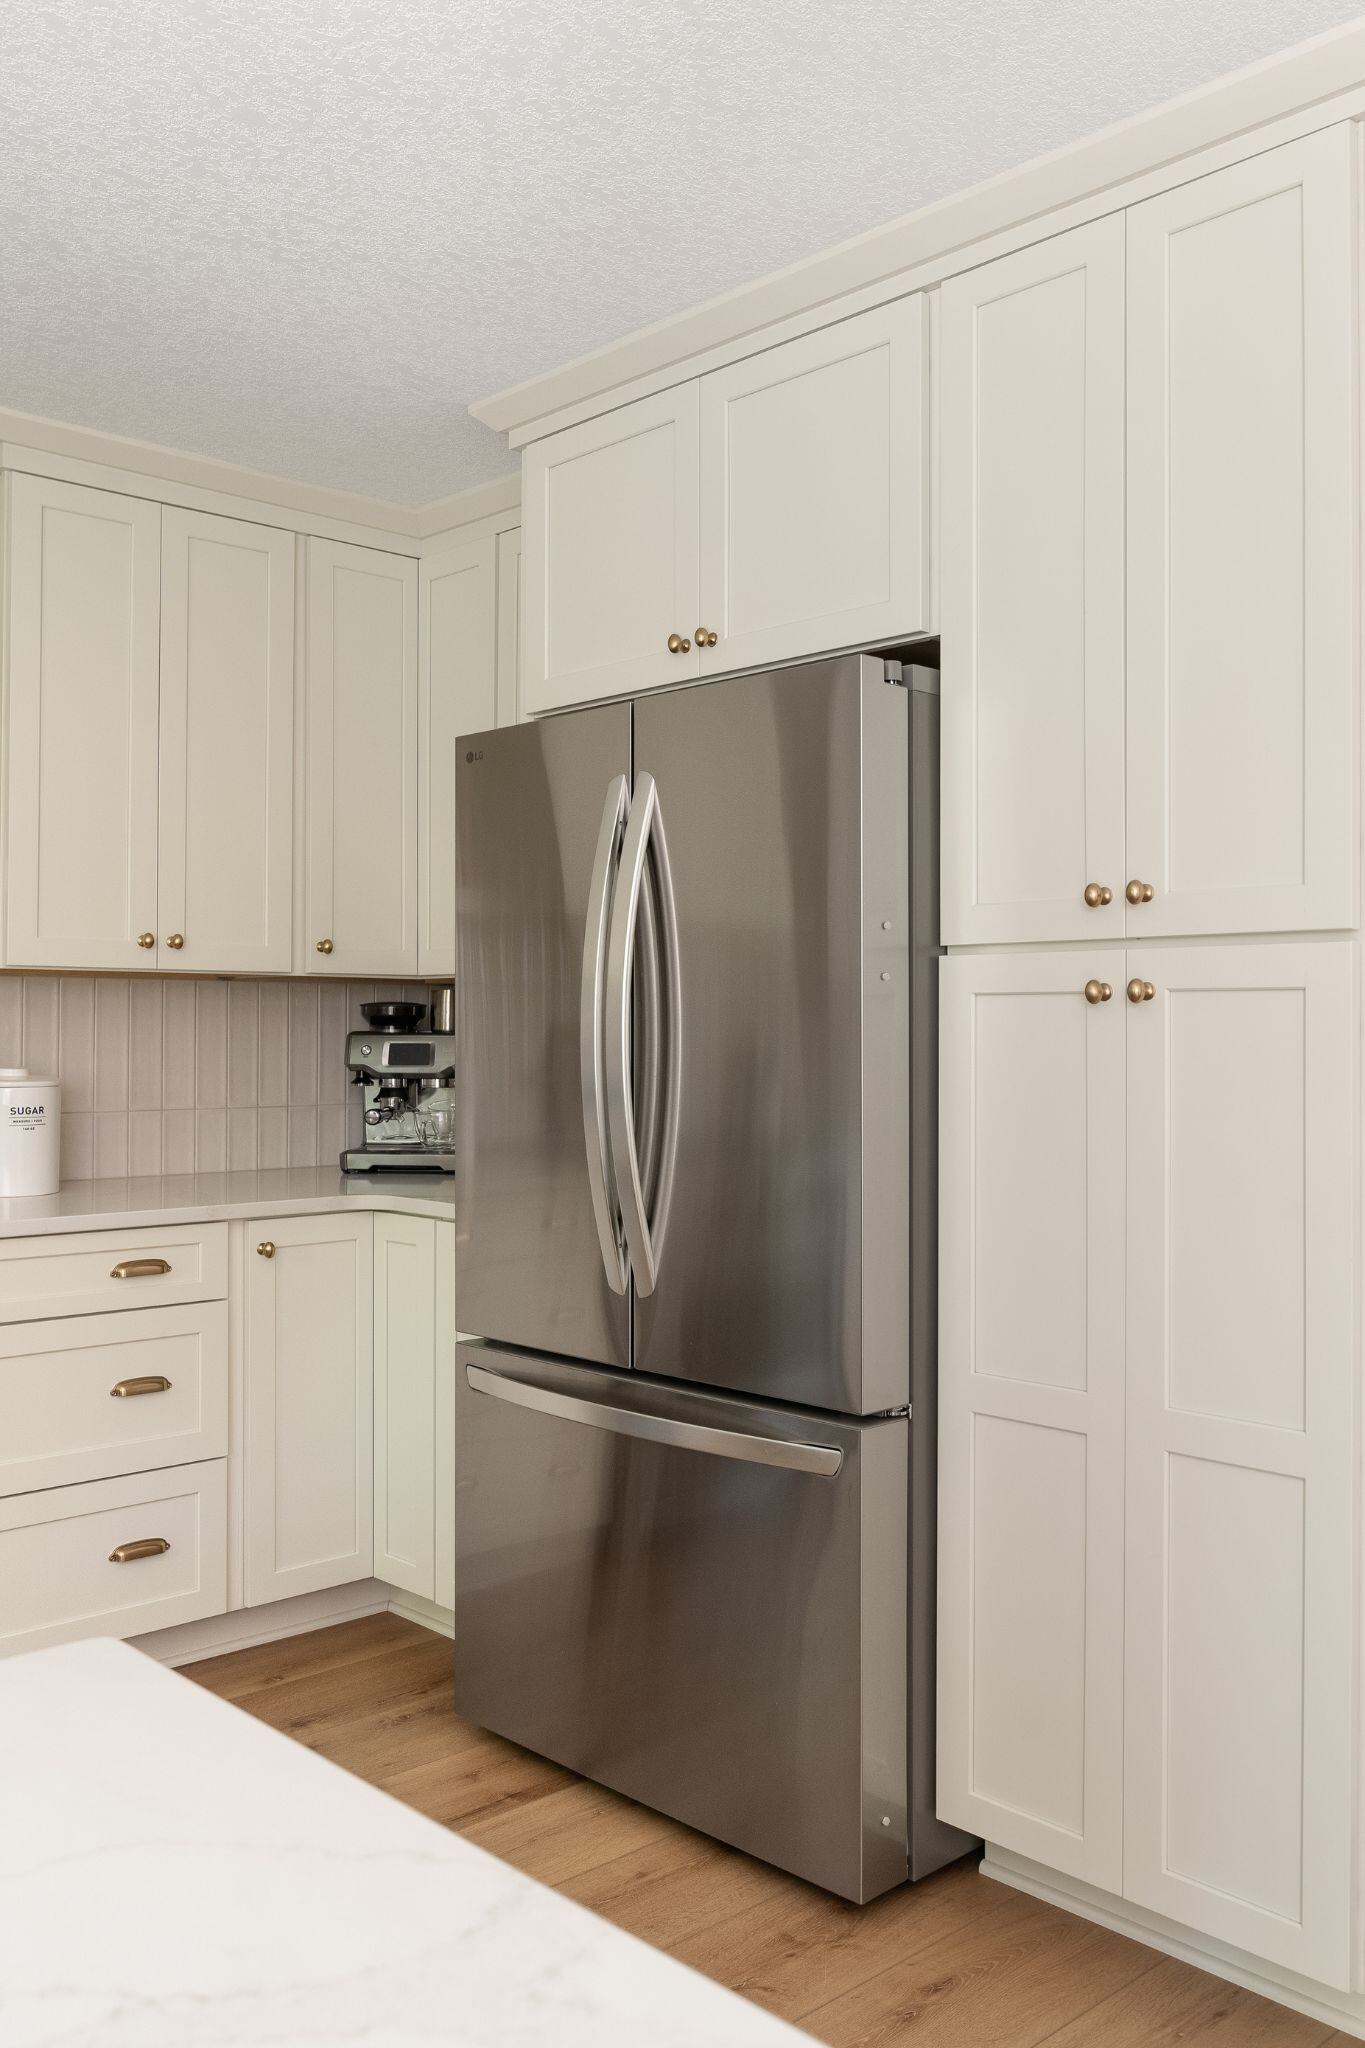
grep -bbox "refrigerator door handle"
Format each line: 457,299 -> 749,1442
605,772 -> 681,1298
466,1362 -> 843,1475
580,775 -> 629,1295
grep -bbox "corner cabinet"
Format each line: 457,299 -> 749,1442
938,943 -> 1357,1989
242,1214 -> 374,1605
521,298 -> 931,714
4,480 -> 296,973
941,125 -> 1357,946
304,539 -> 418,977
418,522 -> 521,977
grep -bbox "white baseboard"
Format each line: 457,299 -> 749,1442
131,1582 -> 454,1668
982,1849 -> 1365,2042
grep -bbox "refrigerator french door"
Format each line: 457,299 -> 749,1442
453,655 -> 964,1901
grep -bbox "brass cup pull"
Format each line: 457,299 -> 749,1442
316,938 -> 334,955
257,1240 -> 276,1258
1083,980 -> 1113,1005
1083,883 -> 1113,908
166,932 -> 185,949
1125,880 -> 1155,905
695,627 -> 718,648
136,931 -> 156,949
110,1375 -> 172,1399
1127,978 -> 1157,1004
666,633 -> 692,654
108,1537 -> 170,1564
110,1258 -> 172,1280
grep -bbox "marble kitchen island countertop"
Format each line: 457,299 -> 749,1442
0,1166 -> 460,1238
0,1638 -> 810,2048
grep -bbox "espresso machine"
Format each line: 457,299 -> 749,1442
340,1000 -> 456,1174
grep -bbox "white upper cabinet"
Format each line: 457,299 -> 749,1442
1126,129 -> 1356,938
419,532 -> 496,976
522,386 -> 700,714
521,301 -> 932,714
158,509 -> 295,973
1123,943 -> 1355,1985
696,300 -> 930,674
937,951 -> 1126,1890
5,476 -> 162,969
494,525 -> 523,725
940,220 -> 1126,947
305,539 -> 418,977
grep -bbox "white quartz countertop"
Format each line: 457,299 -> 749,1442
0,1167 -> 459,1238
0,1637 -> 809,2047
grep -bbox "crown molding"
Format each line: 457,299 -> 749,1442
472,17 -> 1365,440
415,470 -> 520,540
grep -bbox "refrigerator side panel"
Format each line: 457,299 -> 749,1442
454,708 -> 631,1367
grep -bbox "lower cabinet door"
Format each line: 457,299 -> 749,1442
1123,942 -> 1355,1988
0,1460 -> 227,1655
937,951 -> 1126,1890
244,1215 -> 373,1604
373,1212 -> 437,1600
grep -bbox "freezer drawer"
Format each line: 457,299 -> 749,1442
454,1341 -> 908,1903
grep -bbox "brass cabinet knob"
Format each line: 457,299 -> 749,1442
257,1240 -> 275,1258
1083,883 -> 1113,908
695,627 -> 718,648
316,938 -> 334,955
108,1537 -> 170,1564
165,932 -> 184,949
136,931 -> 156,949
666,633 -> 692,654
1127,978 -> 1157,1004
1083,980 -> 1113,1005
1125,880 -> 1155,905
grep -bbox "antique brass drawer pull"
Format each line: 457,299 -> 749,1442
109,1375 -> 172,1399
108,1537 -> 171,1564
110,1258 -> 172,1280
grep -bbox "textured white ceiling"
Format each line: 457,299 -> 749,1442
2,0 -> 1360,506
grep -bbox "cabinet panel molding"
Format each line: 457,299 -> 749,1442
940,218 -> 1126,946
1123,941 -> 1355,1987
697,298 -> 930,673
5,475 -> 162,969
1125,126 -> 1357,938
305,539 -> 418,976
159,508 -> 295,973
937,949 -> 1125,1888
372,1211 -> 436,1600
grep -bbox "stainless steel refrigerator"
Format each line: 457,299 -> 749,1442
453,653 -> 969,1902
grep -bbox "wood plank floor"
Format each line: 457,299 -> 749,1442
187,1615 -> 1345,2046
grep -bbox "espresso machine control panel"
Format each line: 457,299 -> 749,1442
341,1001 -> 456,1174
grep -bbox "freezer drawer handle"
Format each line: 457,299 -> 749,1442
466,1363 -> 843,1475
604,772 -> 682,1298
580,776 -> 629,1295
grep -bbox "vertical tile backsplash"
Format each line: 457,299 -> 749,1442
0,976 -> 432,1180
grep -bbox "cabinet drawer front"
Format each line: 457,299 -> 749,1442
0,1224 -> 228,1322
0,1461 -> 227,1655
0,1302 -> 228,1496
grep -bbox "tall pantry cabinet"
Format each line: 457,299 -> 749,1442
936,120 -> 1361,1992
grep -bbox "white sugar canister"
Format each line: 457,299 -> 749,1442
0,1068 -> 61,1196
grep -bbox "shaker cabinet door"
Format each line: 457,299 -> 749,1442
1123,942 -> 1355,1986
305,539 -> 418,976
4,475 -> 162,969
1126,128 -> 1356,938
696,299 -> 930,675
419,531 -> 496,976
372,1210 -> 437,1601
243,1214 -> 374,1605
521,385 -> 700,714
158,509 -> 295,973
937,951 -> 1125,1890
939,218 -> 1126,946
